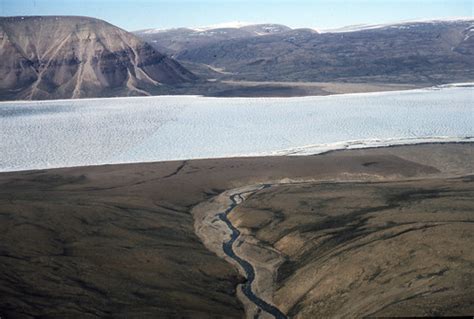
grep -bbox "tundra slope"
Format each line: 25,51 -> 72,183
0,143 -> 472,318
225,176 -> 474,318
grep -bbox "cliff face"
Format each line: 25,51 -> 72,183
0,16 -> 196,100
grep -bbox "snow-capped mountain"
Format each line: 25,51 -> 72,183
134,23 -> 292,55
319,17 -> 474,33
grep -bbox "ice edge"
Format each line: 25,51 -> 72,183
1,136 -> 472,173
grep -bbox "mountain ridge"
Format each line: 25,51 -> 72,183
134,23 -> 293,56
152,19 -> 473,84
135,18 -> 473,34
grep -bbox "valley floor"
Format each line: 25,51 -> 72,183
201,80 -> 422,97
0,143 -> 472,318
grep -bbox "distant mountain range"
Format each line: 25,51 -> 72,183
0,16 -> 196,100
137,19 -> 474,85
0,16 -> 473,100
134,23 -> 292,56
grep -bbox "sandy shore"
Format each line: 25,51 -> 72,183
0,143 -> 472,318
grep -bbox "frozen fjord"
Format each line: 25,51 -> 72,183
0,85 -> 473,172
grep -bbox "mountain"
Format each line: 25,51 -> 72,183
139,19 -> 474,85
134,23 -> 292,56
0,16 -> 197,100
2,18 -> 472,100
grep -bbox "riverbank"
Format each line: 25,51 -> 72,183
0,143 -> 472,318
216,175 -> 474,318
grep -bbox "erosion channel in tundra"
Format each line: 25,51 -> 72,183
218,185 -> 287,319
192,143 -> 473,318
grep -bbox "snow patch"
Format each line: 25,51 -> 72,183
191,21 -> 255,32
318,17 -> 474,33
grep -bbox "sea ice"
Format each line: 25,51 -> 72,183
0,85 -> 472,172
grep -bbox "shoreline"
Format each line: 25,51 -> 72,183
1,81 -> 472,104
1,138 -> 472,174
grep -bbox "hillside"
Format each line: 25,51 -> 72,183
0,16 -> 197,100
1,144 -> 472,318
141,19 -> 474,85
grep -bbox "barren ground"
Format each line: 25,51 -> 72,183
0,143 -> 472,318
